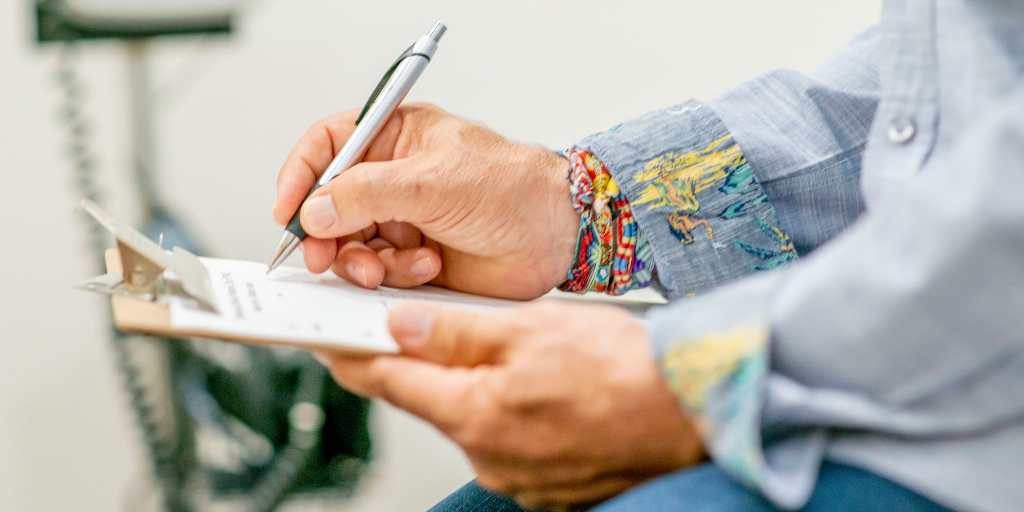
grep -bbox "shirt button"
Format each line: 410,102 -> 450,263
887,116 -> 916,144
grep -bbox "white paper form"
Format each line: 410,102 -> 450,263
169,258 -> 521,353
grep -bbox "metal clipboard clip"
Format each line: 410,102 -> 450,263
75,198 -> 219,313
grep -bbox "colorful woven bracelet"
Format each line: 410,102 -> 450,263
559,149 -> 656,295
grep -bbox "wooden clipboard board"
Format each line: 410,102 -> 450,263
105,249 -> 386,355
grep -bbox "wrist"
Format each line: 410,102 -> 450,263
537,149 -> 581,287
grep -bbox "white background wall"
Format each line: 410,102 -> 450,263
0,1 -> 880,511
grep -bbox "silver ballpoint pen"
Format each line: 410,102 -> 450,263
267,22 -> 447,273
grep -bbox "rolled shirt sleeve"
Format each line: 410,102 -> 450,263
573,26 -> 879,298
574,103 -> 798,298
710,25 -> 879,255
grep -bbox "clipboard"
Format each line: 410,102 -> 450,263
102,249 -> 387,355
80,199 -> 664,356
76,196 -> 396,355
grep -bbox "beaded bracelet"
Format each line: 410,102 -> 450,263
559,149 -> 656,295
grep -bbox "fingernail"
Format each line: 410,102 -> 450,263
393,303 -> 436,345
409,257 -> 434,276
347,262 -> 369,288
312,351 -> 332,367
304,195 -> 337,231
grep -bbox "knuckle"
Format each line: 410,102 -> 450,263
495,386 -> 535,412
454,404 -> 498,453
306,118 -> 326,134
362,360 -> 394,398
405,101 -> 444,114
339,108 -> 361,122
322,110 -> 358,130
455,423 -> 488,453
307,119 -> 338,149
452,315 -> 483,362
433,312 -> 477,363
492,372 -> 540,411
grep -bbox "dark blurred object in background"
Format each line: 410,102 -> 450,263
36,0 -> 231,41
37,2 -> 373,511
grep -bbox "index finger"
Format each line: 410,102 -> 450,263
272,108 -> 408,226
324,353 -> 487,433
273,110 -> 359,225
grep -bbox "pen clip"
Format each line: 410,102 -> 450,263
355,43 -> 431,125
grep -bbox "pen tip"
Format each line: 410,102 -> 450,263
267,231 -> 301,275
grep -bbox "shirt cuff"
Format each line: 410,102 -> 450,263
573,100 -> 797,299
648,271 -> 825,510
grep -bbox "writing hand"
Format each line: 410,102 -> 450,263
274,103 -> 580,300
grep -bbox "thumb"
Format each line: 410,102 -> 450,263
300,159 -> 426,239
388,302 -> 514,366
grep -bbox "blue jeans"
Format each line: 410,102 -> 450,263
428,462 -> 953,512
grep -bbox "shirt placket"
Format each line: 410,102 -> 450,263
860,0 -> 940,209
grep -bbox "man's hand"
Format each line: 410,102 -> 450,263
317,302 -> 706,510
273,103 -> 580,300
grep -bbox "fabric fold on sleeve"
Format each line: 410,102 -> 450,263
647,272 -> 826,510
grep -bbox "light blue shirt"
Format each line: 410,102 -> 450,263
574,1 -> 1024,510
